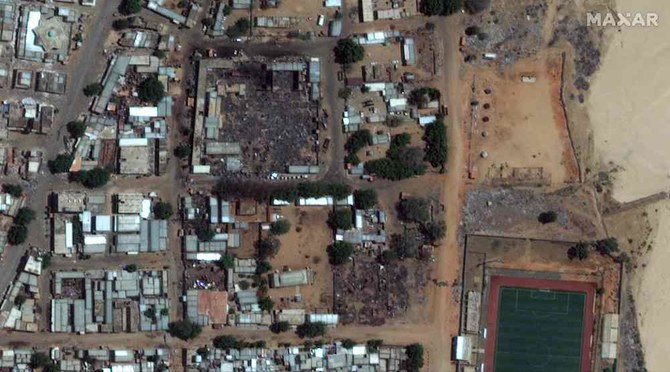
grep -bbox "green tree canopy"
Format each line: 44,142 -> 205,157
49,154 -> 74,174
8,224 -> 28,245
226,18 -> 250,38
258,296 -> 274,312
218,253 -> 235,269
2,184 -> 22,197
138,75 -> 165,102
213,335 -> 238,349
119,0 -> 141,14
327,241 -> 355,265
67,121 -> 87,138
333,39 -> 365,65
421,220 -> 446,243
354,189 -> 377,210
296,321 -> 327,338
270,219 -> 291,235
423,120 -> 448,169
391,229 -> 423,259
397,197 -> 430,223
406,344 -> 425,371
168,319 -> 202,340
15,208 -> 35,226
83,83 -> 103,96
257,237 -> 280,259
152,202 -> 174,220
271,321 -> 291,333
76,168 -> 111,188
328,209 -> 353,230
174,143 -> 191,159
30,353 -> 51,368
196,223 -> 215,242
538,210 -> 558,224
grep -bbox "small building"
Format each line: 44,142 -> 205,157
186,290 -> 229,326
329,20 -> 342,37
270,269 -> 314,288
402,38 -> 416,66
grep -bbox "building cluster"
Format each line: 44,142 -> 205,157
50,269 -> 170,333
0,348 -> 170,371
51,191 -> 169,256
185,343 -> 411,371
0,255 -> 43,332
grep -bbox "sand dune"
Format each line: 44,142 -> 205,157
589,1 -> 670,203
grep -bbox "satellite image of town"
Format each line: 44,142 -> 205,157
0,0 -> 665,371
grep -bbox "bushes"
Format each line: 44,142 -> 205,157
345,129 -> 372,153
420,0 -> 463,15
365,134 -> 426,180
408,87 -> 441,106
328,209 -> 353,230
257,237 -> 280,259
153,202 -> 173,219
354,189 -> 377,209
67,121 -> 87,138
537,210 -> 557,224
423,119 -> 448,170
138,75 -> 165,103
174,143 -> 191,159
15,208 -> 35,226
196,223 -> 215,242
213,336 -> 267,350
338,87 -> 352,100
168,319 -> 202,340
119,0 -> 141,14
391,229 -> 423,259
397,197 -> 430,223
258,296 -> 274,312
568,242 -> 590,261
271,321 -> 291,333
83,83 -> 103,96
226,18 -> 251,38
327,241 -> 355,265
112,18 -> 130,30
30,353 -> 51,369
333,39 -> 365,65
49,154 -> 74,174
2,184 -> 22,197
296,321 -> 327,338
218,253 -> 235,269
270,219 -> 290,235
8,224 -> 27,245
421,220 -> 446,243
406,344 -> 425,371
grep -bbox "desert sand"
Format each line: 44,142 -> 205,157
629,200 -> 670,372
589,1 -> 670,203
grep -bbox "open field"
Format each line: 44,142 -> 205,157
588,0 -> 670,203
467,54 -> 578,186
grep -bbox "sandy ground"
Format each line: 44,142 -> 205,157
468,54 -> 578,186
626,199 -> 670,372
588,1 -> 670,203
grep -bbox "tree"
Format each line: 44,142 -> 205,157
14,294 -> 26,306
327,241 -> 355,265
76,168 -> 111,188
226,18 -> 250,38
256,260 -> 272,274
83,83 -> 103,96
202,17 -> 215,28
296,321 -> 327,338
568,242 -> 589,261
380,249 -> 397,263
160,308 -> 169,316
594,238 -> 619,256
367,339 -> 384,351
222,4 -> 232,15
14,208 -> 35,226
67,121 -> 87,138
425,22 -> 435,31
342,339 -> 356,349
196,224 -> 215,242
2,184 -> 22,197
8,224 -> 27,245
423,120 -> 448,169
214,335 -> 238,349
333,39 -> 365,65
391,229 -> 423,259
464,25 -> 481,36
48,154 -> 74,174
421,0 -> 462,16
257,237 -> 280,259
30,353 -> 51,368
153,202 -> 174,219
168,319 -> 202,340
138,75 -> 165,103
406,344 -> 425,371
112,18 -> 130,30
270,219 -> 290,235
196,347 -> 210,357
361,85 -> 370,93
144,308 -> 157,322
153,50 -> 167,59
354,189 -> 377,209
538,211 -> 558,224
328,209 -> 353,230
397,198 -> 430,223
44,363 -> 60,372
174,143 -> 191,159
218,253 -> 235,269
271,321 -> 291,333
345,129 -> 372,153
119,0 -> 141,14
258,296 -> 274,312
125,264 -> 138,272
421,220 -> 446,243
338,87 -> 352,100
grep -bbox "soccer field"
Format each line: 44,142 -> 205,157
493,287 -> 586,372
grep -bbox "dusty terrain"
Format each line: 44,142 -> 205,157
589,1 -> 670,203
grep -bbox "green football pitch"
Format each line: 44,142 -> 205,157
494,287 -> 586,372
